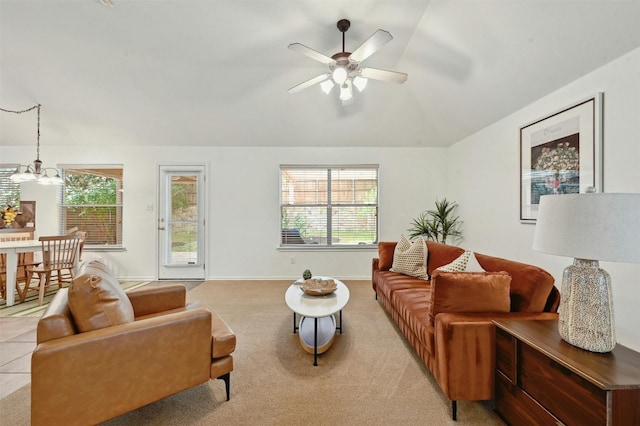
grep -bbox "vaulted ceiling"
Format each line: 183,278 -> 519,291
2,0 -> 640,149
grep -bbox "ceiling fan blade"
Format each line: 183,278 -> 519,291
287,74 -> 329,94
288,43 -> 336,65
349,30 -> 393,63
360,67 -> 408,84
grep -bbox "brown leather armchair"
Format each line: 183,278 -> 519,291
31,262 -> 235,426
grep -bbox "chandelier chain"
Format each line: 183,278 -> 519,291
2,103 -> 61,184
36,105 -> 41,160
0,104 -> 39,114
0,104 -> 42,160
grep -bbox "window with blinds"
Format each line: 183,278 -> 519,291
59,165 -> 123,247
0,165 -> 20,208
280,165 -> 378,247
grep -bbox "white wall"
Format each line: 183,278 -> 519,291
3,47 -> 637,350
1,145 -> 448,281
448,47 -> 640,351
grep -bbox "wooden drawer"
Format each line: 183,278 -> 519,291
520,343 -> 606,425
496,327 -> 517,384
495,371 -> 563,426
494,320 -> 640,426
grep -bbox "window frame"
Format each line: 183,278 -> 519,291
0,164 -> 21,208
58,164 -> 124,251
279,164 -> 379,250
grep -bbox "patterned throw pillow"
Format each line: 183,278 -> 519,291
464,251 -> 486,272
390,235 -> 428,279
435,249 -> 486,272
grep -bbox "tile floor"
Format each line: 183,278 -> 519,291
0,281 -> 196,401
0,317 -> 39,399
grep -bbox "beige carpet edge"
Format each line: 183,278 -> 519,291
0,280 -> 502,425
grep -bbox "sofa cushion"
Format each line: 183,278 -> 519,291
392,288 -> 435,356
425,241 -> 466,276
378,241 -> 397,270
473,253 -> 555,312
428,271 -> 512,325
68,268 -> 135,332
391,235 -> 428,279
374,270 -> 430,302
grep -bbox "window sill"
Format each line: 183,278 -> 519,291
278,245 -> 377,252
85,246 -> 126,252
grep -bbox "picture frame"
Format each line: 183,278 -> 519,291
18,200 -> 36,228
520,93 -> 603,222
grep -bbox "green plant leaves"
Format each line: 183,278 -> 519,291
407,198 -> 463,244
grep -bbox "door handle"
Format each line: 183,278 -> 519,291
158,227 -> 165,231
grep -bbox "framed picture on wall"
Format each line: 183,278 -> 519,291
519,93 -> 603,222
18,201 -> 36,228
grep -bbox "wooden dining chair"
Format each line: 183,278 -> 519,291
0,232 -> 33,301
21,234 -> 83,305
73,231 -> 87,261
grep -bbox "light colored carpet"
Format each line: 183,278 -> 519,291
0,280 -> 503,425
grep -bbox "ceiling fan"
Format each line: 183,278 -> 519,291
288,19 -> 408,105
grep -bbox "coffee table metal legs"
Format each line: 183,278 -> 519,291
314,318 -> 318,366
292,311 -> 343,366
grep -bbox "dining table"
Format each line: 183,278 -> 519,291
0,239 -> 42,306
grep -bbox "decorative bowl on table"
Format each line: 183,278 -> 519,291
301,278 -> 337,296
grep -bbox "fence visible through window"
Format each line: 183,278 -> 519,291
280,165 -> 378,247
60,165 -> 123,247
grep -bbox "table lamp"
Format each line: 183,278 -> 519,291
532,193 -> 640,352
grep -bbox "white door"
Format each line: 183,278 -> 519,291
158,165 -> 205,280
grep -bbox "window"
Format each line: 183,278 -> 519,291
60,165 -> 123,248
0,165 -> 20,208
280,165 -> 378,247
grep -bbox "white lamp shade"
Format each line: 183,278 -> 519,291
339,81 -> 353,101
353,76 -> 368,92
320,79 -> 334,95
533,193 -> 640,263
332,67 -> 348,85
10,171 -> 36,182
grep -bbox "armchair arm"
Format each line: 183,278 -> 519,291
127,284 -> 186,317
434,312 -> 558,402
31,308 -> 212,426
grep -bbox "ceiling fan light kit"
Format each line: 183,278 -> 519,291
288,19 -> 407,105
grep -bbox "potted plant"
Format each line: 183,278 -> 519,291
408,198 -> 463,244
302,269 -> 312,280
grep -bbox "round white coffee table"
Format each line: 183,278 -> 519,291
284,277 -> 350,366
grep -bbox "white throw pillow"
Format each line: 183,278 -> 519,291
464,251 -> 486,272
435,249 -> 486,273
390,235 -> 428,279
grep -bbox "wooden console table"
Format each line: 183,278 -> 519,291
493,319 -> 640,425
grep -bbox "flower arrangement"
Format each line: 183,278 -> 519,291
533,142 -> 579,172
1,204 -> 18,226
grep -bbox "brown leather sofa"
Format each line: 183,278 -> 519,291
31,260 -> 236,426
372,241 -> 559,420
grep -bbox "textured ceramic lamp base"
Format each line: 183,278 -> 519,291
558,259 -> 616,353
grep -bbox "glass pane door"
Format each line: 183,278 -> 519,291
158,165 -> 205,280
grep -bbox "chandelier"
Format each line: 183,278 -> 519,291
1,104 -> 63,185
